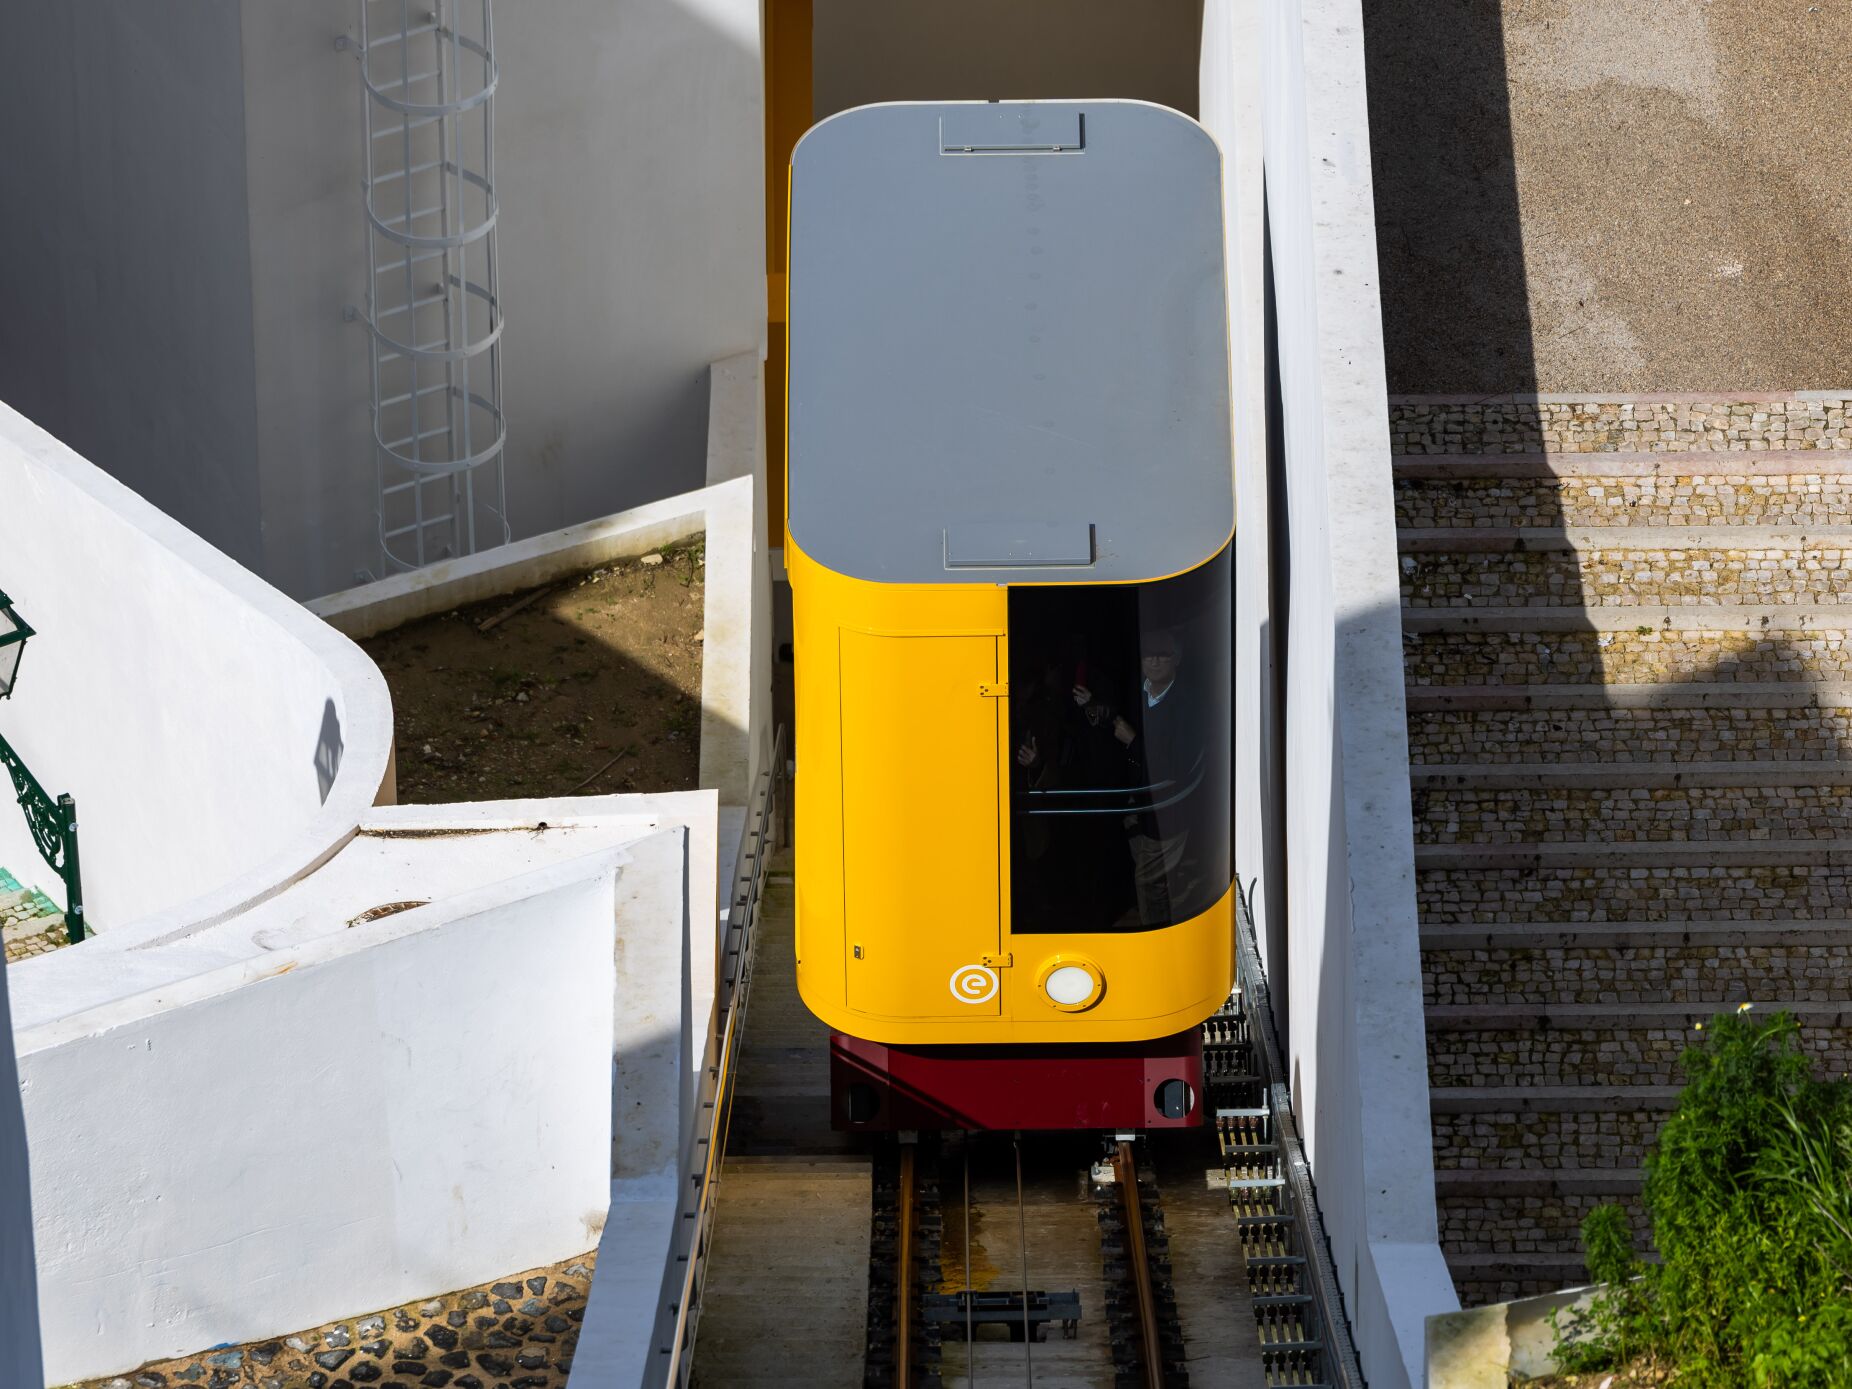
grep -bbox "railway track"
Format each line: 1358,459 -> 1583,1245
866,1133 -> 1194,1388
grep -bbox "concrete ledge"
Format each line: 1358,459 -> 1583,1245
1410,761 -> 1852,787
1395,450 -> 1852,477
310,490 -> 713,639
1402,605 -> 1852,632
1421,921 -> 1852,951
1406,682 -> 1852,711
1399,525 -> 1852,552
1427,1283 -> 1604,1389
1431,1087 -> 1683,1113
1434,1169 -> 1643,1198
1417,838 -> 1852,868
1426,1001 -> 1852,1030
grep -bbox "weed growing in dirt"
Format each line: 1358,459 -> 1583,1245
1554,1011 -> 1852,1387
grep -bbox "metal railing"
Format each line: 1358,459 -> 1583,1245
1209,882 -> 1363,1389
658,724 -> 788,1385
0,730 -> 85,945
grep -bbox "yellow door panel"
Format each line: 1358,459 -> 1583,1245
840,628 -> 1002,1019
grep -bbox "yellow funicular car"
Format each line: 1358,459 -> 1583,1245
786,98 -> 1233,1131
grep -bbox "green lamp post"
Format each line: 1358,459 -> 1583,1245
0,591 -> 85,946
0,590 -> 32,700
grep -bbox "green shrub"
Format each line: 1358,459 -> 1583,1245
1560,1011 -> 1852,1387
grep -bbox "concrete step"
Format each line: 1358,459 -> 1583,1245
1388,394 -> 1852,458
1401,605 -> 1852,632
1404,626 -> 1852,687
1423,940 -> 1847,1006
1424,1003 -> 1852,1089
1410,703 -> 1852,766
1420,920 -> 1852,950
1402,540 -> 1852,610
1406,680 -> 1852,711
1434,1168 -> 1644,1198
1411,760 -> 1852,787
1419,859 -> 1852,923
1417,837 -> 1852,868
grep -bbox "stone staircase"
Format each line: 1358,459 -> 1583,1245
1,865 -> 71,964
1393,394 -> 1852,1304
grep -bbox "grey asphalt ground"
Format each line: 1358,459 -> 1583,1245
1366,0 -> 1852,393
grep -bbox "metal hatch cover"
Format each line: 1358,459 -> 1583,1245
940,106 -> 1084,154
944,521 -> 1095,569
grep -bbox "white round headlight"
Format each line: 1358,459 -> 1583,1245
1045,964 -> 1096,1007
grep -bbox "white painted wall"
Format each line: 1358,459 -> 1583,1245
0,963 -> 44,1388
0,1 -> 266,575
0,404 -> 393,935
0,4 -> 766,600
238,0 -> 768,598
1201,4 -> 1459,1385
21,832 -> 693,1385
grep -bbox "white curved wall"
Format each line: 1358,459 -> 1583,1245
0,403 -> 392,936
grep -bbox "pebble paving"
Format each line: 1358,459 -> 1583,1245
64,1252 -> 595,1389
1,866 -> 75,964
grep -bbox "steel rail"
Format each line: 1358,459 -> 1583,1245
1114,1140 -> 1166,1389
1231,883 -> 1366,1389
896,1143 -> 917,1389
657,726 -> 787,1385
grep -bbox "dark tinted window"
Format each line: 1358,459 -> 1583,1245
1007,544 -> 1232,933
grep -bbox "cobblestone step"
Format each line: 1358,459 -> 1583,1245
1389,394 -> 1852,457
1432,1086 -> 1679,1173
1400,532 -> 1852,610
1410,702 -> 1852,765
1437,1176 -> 1646,1262
1424,942 -> 1847,1006
1419,861 -> 1852,922
1406,681 -> 1852,711
1443,1252 -> 1609,1307
1425,1004 -> 1852,1089
1416,784 -> 1852,848
1397,466 -> 1852,530
1395,449 -> 1852,478
1405,627 -> 1852,686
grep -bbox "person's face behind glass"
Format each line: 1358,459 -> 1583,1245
1141,634 -> 1180,689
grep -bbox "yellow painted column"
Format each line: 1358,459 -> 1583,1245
763,0 -> 811,550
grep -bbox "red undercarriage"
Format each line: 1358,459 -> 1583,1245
829,1028 -> 1204,1132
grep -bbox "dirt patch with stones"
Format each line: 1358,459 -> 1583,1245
64,1251 -> 595,1389
363,545 -> 704,803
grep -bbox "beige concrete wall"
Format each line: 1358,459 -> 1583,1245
812,0 -> 1202,120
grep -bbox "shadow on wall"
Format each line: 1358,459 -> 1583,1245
314,699 -> 344,805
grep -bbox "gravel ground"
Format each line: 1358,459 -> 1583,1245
1367,0 -> 1852,393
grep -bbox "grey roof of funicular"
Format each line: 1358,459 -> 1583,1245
786,100 -> 1234,586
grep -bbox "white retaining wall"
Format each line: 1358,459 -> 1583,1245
22,830 -> 689,1384
0,403 -> 393,934
1201,4 -> 1459,1384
